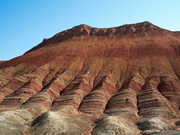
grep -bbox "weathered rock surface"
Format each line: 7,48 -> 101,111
30,111 -> 92,135
137,117 -> 173,134
0,109 -> 33,135
152,130 -> 180,135
0,21 -> 180,134
92,116 -> 139,135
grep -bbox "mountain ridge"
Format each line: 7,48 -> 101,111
25,21 -> 174,54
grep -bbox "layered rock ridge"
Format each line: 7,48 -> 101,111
25,21 -> 172,54
0,21 -> 180,135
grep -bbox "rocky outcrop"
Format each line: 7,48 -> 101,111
0,21 -> 180,134
92,116 -> 139,135
30,111 -> 92,135
137,117 -> 173,135
0,110 -> 33,135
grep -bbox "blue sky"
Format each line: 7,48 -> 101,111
0,0 -> 180,60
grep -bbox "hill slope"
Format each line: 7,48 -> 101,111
0,21 -> 180,135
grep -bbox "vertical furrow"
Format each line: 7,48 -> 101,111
42,57 -> 69,87
104,73 -> 144,117
0,64 -> 50,110
0,65 -> 43,102
158,76 -> 180,115
0,79 -> 27,103
137,75 -> 176,118
78,58 -> 121,115
20,57 -> 84,115
51,58 -> 104,112
78,75 -> 117,115
51,74 -> 91,111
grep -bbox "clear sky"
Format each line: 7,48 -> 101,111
0,0 -> 180,60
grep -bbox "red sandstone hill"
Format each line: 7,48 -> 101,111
0,21 -> 180,135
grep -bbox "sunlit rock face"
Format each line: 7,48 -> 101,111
0,21 -> 180,134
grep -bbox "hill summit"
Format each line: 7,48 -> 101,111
26,21 -> 171,53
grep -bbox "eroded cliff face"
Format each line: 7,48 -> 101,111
0,21 -> 180,135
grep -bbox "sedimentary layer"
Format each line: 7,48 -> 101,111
0,21 -> 180,135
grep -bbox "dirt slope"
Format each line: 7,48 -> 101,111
0,21 -> 180,135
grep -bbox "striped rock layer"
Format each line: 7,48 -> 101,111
0,21 -> 180,134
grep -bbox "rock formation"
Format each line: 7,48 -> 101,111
0,21 -> 180,134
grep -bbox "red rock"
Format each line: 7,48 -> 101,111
0,21 -> 180,134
